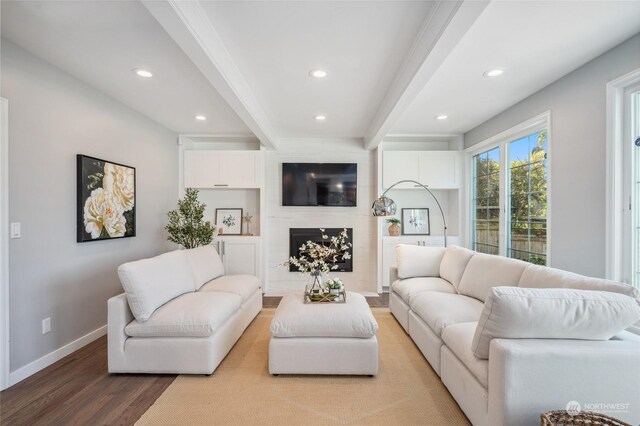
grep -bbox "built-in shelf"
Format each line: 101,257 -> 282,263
179,135 -> 266,279
375,135 -> 464,292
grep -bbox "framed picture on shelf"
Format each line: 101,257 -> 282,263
77,154 -> 136,243
401,208 -> 430,235
215,208 -> 243,235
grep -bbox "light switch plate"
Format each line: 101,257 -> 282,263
10,222 -> 21,239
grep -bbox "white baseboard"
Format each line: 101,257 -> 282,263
8,324 -> 107,387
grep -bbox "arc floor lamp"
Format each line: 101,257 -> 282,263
371,179 -> 448,247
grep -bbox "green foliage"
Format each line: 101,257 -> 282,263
165,188 -> 214,249
385,218 -> 400,224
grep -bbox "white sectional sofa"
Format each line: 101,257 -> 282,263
108,245 -> 262,375
390,244 -> 640,426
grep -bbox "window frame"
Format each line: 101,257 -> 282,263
464,111 -> 552,264
605,68 -> 640,285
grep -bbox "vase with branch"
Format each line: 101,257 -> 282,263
283,228 -> 352,293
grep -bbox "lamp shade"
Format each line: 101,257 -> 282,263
371,196 -> 397,216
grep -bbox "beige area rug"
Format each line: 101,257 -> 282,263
136,308 -> 470,426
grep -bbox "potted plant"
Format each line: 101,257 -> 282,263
326,277 -> 344,296
165,188 -> 215,249
386,218 -> 401,236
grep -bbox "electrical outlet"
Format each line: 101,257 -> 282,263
42,317 -> 51,334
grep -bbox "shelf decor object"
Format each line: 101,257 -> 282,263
372,179 -> 447,247
215,208 -> 243,235
77,154 -> 136,242
401,208 -> 430,235
303,285 -> 346,304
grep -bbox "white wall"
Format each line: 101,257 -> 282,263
264,139 -> 377,295
1,40 -> 178,374
464,34 -> 640,278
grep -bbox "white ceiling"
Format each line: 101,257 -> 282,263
391,0 -> 640,135
2,1 -> 640,145
0,0 -> 251,135
200,1 -> 434,138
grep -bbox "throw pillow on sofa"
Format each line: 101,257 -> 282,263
439,245 -> 475,290
396,244 -> 445,279
118,250 -> 196,322
184,245 -> 225,290
471,286 -> 640,359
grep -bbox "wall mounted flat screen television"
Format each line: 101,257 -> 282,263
282,163 -> 357,207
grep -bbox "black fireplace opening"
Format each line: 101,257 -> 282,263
289,228 -> 353,272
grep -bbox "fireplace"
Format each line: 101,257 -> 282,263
289,228 -> 353,272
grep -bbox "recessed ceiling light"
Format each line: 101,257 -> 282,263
133,68 -> 153,78
435,114 -> 448,120
314,115 -> 326,121
483,68 -> 504,78
309,70 -> 327,78
195,115 -> 207,121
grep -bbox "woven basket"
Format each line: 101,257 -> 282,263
541,411 -> 631,426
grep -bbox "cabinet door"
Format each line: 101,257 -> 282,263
219,152 -> 259,188
221,239 -> 258,276
382,152 -> 420,189
419,151 -> 459,189
184,151 -> 221,188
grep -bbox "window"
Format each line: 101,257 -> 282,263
627,86 -> 640,286
472,147 -> 500,255
469,113 -> 550,265
507,131 -> 548,265
605,70 -> 640,289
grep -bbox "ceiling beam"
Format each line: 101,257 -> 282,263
142,0 -> 279,150
363,0 -> 489,150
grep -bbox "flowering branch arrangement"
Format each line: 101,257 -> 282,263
285,228 -> 352,275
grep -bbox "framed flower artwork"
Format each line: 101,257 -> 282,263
401,208 -> 430,235
215,208 -> 243,235
77,155 -> 136,242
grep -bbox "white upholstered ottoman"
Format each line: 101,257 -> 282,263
269,292 -> 379,376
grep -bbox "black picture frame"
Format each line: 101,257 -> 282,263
401,208 -> 430,235
77,154 -> 136,242
215,208 -> 243,235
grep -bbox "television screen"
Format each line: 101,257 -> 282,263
282,163 -> 357,206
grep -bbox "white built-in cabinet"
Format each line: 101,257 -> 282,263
214,236 -> 259,276
382,151 -> 459,189
376,138 -> 464,293
381,236 -> 461,288
184,150 -> 260,188
179,135 -> 264,280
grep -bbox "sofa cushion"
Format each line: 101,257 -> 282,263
199,274 -> 261,302
270,292 -> 378,338
125,291 -> 242,337
184,245 -> 225,290
439,245 -> 475,290
396,244 -> 446,279
458,253 -> 528,302
471,286 -> 640,359
410,292 -> 484,337
392,277 -> 455,305
441,322 -> 488,388
118,250 -> 196,322
519,264 -> 639,298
